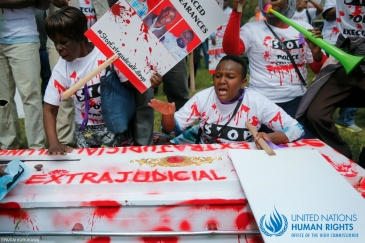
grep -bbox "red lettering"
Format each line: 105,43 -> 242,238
66,173 -> 84,184
133,171 -> 150,182
167,171 -> 174,181
77,148 -> 84,154
220,143 -> 234,150
0,150 -> 7,156
114,172 -> 132,183
129,146 -> 142,153
24,175 -> 47,184
97,148 -> 105,156
302,139 -> 325,147
80,172 -> 98,183
120,146 -> 128,154
143,145 -> 157,152
234,142 -> 250,149
210,170 -> 226,180
54,79 -> 66,101
152,170 -> 167,182
97,172 -> 113,183
172,144 -> 186,152
174,171 -> 189,181
157,145 -> 174,153
198,170 -> 213,180
106,147 -> 119,154
190,145 -> 204,151
206,144 -> 218,151
86,148 -> 98,155
192,171 -> 197,181
44,175 -> 64,184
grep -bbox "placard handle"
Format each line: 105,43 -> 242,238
62,55 -> 118,99
245,121 -> 276,156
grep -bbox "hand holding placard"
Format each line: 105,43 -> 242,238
245,121 -> 276,156
62,55 -> 118,99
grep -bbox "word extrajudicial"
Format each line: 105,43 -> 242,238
178,0 -> 209,34
24,170 -> 227,185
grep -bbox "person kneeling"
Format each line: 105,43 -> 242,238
43,6 -> 162,155
149,55 -> 304,148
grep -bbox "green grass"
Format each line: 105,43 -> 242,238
16,59 -> 365,162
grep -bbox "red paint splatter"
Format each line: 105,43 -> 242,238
186,102 -> 200,122
179,220 -> 191,231
234,104 -> 250,125
109,3 -> 135,24
0,202 -> 29,224
144,56 -> 159,73
140,22 -> 150,42
263,36 -> 272,47
266,62 -> 306,86
48,170 -> 69,176
236,212 -> 254,230
167,156 -> 185,163
149,47 -> 152,54
157,199 -> 248,212
251,116 -> 259,126
263,51 -> 270,61
267,112 -> 283,130
86,236 -> 111,243
352,6 -> 364,17
356,24 -> 363,29
336,17 -> 341,23
321,154 -> 358,177
339,11 -> 345,16
82,200 -> 122,219
142,227 -> 178,243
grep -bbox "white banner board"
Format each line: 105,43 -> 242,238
229,149 -> 365,242
86,0 -> 226,93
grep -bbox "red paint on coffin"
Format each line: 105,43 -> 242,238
157,199 -> 248,212
0,202 -> 29,224
86,236 -> 111,243
141,227 -> 178,243
82,200 -> 122,219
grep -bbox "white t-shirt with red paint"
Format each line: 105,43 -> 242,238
79,0 -> 97,29
239,20 -> 314,103
291,8 -> 317,24
322,0 -> 339,45
336,1 -> 365,39
174,87 -> 304,144
44,47 -> 128,126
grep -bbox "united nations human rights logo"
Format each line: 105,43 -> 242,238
260,206 -> 288,237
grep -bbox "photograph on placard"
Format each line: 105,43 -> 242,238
142,0 -> 181,39
160,19 -> 201,62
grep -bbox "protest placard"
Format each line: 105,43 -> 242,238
85,0 -> 226,93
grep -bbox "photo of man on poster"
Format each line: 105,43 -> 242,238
143,5 -> 178,38
161,29 -> 194,61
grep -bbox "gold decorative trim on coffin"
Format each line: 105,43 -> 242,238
131,156 -> 222,167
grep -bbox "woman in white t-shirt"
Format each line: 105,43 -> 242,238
149,55 -> 304,146
223,0 -> 327,138
43,7 -> 162,155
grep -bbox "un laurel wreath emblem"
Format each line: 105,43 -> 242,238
259,209 -> 288,237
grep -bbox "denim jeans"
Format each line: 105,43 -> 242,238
100,67 -> 136,134
336,108 -> 357,126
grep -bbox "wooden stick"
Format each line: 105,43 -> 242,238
237,3 -> 243,13
62,55 -> 118,99
245,121 -> 276,156
189,52 -> 195,92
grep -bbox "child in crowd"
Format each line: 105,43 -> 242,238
43,6 -> 162,155
149,55 -> 304,147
